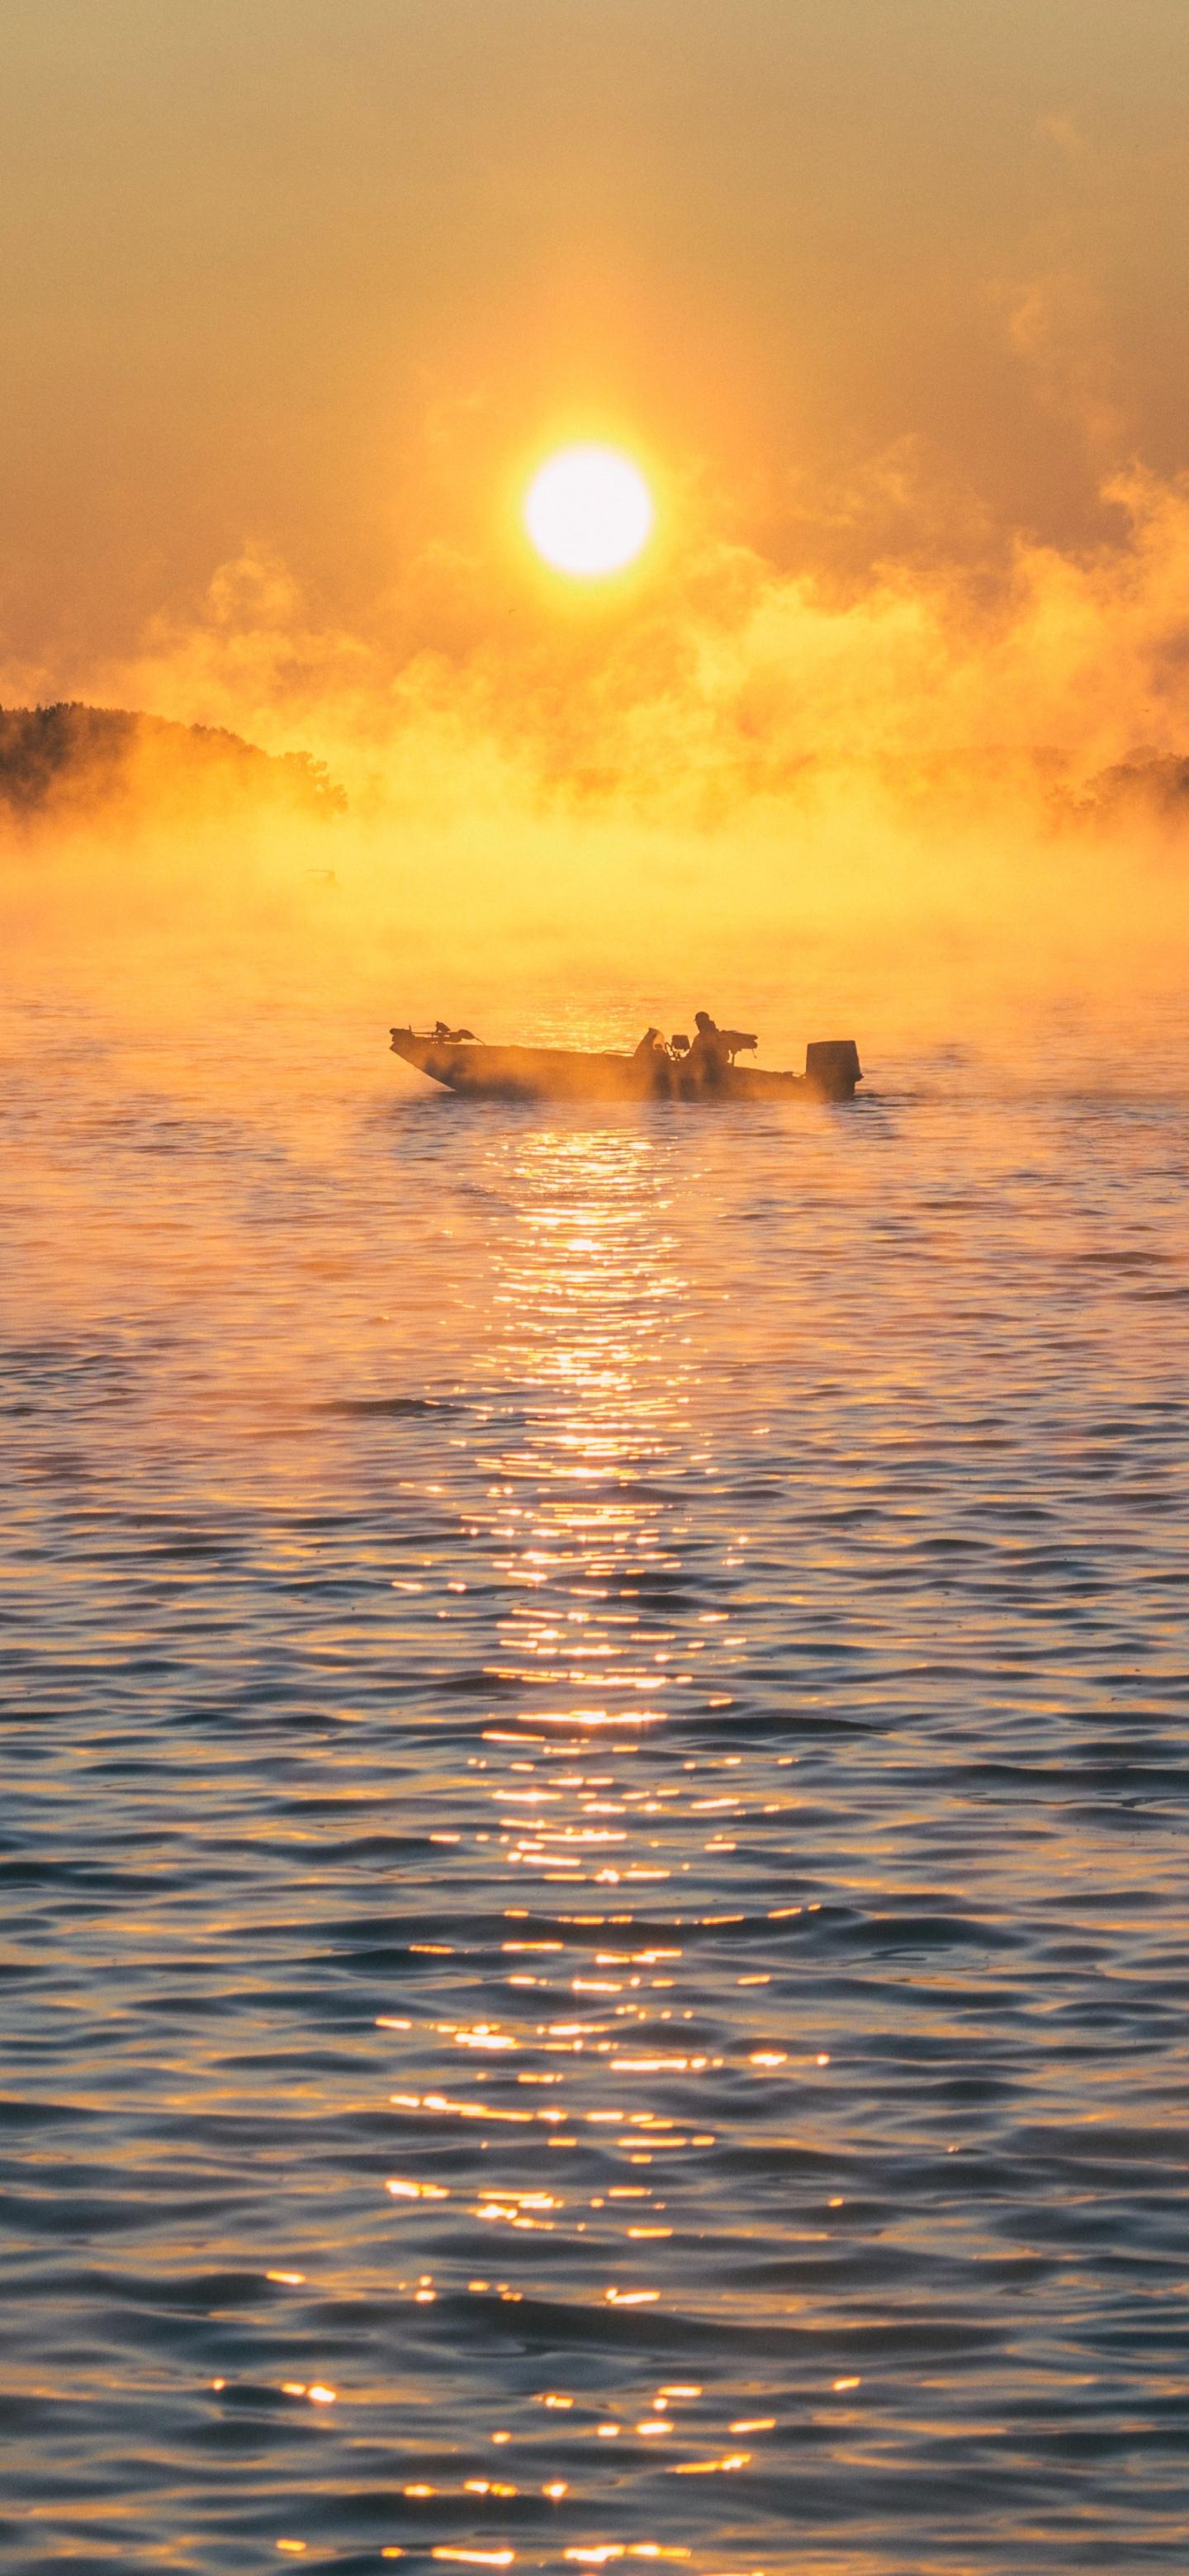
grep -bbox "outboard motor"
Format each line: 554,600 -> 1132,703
805,1039 -> 862,1101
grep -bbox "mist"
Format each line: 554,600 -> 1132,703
3,462 -> 1187,1082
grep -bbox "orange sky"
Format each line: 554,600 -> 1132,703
4,0 -> 1189,692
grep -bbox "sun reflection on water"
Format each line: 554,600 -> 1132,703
351,1119 -> 793,2557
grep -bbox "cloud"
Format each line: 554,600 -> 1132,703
64,465 -> 1189,834
5,459 -> 1189,1045
994,264 -> 1130,466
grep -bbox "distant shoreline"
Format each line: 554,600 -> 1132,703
0,701 -> 345,828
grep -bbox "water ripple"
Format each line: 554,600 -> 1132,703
1,1007 -> 1187,2571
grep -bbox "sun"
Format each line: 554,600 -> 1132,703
523,444 -> 654,578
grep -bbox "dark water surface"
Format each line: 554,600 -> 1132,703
2,1004 -> 1188,2574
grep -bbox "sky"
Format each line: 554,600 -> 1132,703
4,0 -> 1189,1030
4,0 -> 1189,676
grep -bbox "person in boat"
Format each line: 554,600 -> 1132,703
686,1010 -> 730,1078
632,1026 -> 666,1063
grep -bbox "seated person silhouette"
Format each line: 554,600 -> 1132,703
686,1010 -> 729,1077
632,1025 -> 666,1063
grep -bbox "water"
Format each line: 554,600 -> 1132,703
2,999 -> 1187,2574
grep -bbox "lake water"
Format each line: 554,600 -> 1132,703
2,997 -> 1187,2574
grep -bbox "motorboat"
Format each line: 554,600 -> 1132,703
389,1025 -> 862,1103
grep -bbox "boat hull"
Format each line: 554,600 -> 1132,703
389,1031 -> 861,1104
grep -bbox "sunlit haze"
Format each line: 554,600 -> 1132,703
3,2 -> 1189,1027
